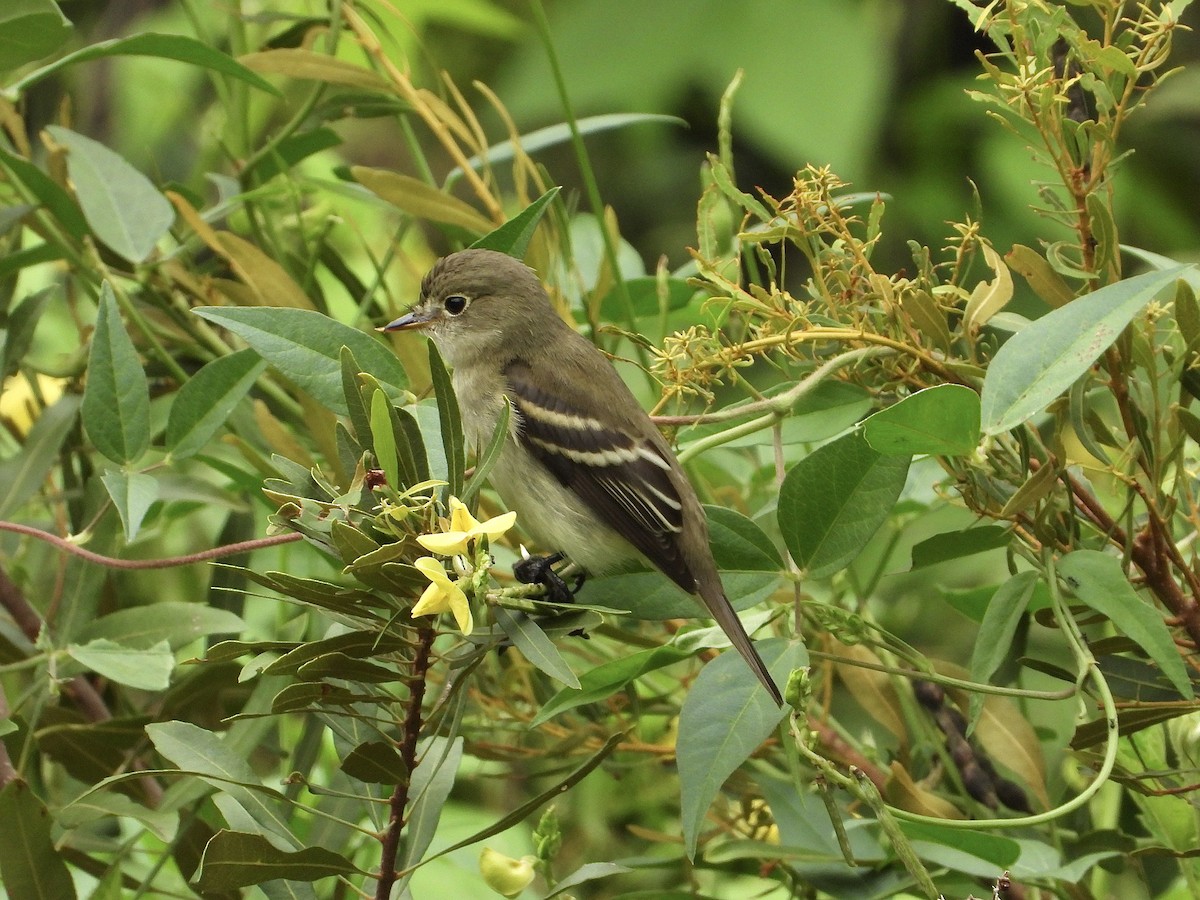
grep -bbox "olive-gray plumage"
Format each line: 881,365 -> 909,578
384,249 -> 781,705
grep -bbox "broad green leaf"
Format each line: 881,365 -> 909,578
167,348 -> 267,459
597,275 -> 695,322
192,307 -> 410,415
969,571 -> 1039,724
707,505 -> 784,571
0,394 -> 79,517
58,788 -> 178,843
862,384 -> 981,456
582,570 -> 778,619
495,607 -> 580,688
0,0 -> 71,71
67,638 -> 173,690
146,721 -> 297,846
82,283 -> 151,464
470,186 -> 561,257
531,645 -> 693,726
77,601 -> 245,650
100,470 -> 158,541
0,781 -> 77,900
679,638 -> 802,858
10,32 -> 279,95
778,430 -> 910,577
427,342 -> 464,497
193,830 -> 357,890
45,126 -> 174,263
898,820 -> 1020,875
1058,550 -> 1193,698
352,167 -> 493,234
340,740 -> 407,785
981,266 -> 1191,435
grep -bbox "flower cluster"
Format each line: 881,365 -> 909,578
409,497 -> 516,635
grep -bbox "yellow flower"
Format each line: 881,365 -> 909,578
1,374 -> 67,437
412,556 -> 473,634
417,496 -> 516,556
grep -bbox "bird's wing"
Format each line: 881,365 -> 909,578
504,359 -> 695,590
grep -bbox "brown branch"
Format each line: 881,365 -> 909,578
0,521 -> 302,569
375,625 -> 436,900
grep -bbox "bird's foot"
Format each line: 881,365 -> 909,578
513,552 -> 585,604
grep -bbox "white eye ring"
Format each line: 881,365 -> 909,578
443,294 -> 469,316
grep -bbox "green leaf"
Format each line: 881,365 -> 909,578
44,126 -> 174,263
10,31 -> 279,96
1058,550 -> 1193,698
352,167 -> 493,234
427,343 -> 464,497
77,601 -> 245,650
0,146 -> 88,238
242,127 -> 342,184
340,740 -> 408,785
0,781 -> 77,900
470,186 -> 561,257
0,0 -> 71,72
461,396 -> 511,504
862,384 -> 981,456
146,721 -> 297,846
0,394 -> 79,518
778,430 -> 910,577
980,266 -> 1191,435
368,389 -> 400,492
581,570 -> 778,619
707,505 -> 784,571
898,820 -> 1020,875
100,470 -> 158,541
968,571 -> 1039,722
193,830 -> 357,890
66,638 -> 173,690
494,607 -> 580,688
399,737 -> 463,872
909,525 -> 1010,569
678,638 -> 802,858
531,645 -> 693,726
82,283 -> 151,464
167,349 -> 266,459
545,862 -> 634,898
192,307 -> 409,415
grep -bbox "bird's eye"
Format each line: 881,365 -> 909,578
443,295 -> 469,316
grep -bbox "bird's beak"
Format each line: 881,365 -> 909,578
377,308 -> 435,332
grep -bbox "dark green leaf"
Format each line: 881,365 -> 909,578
531,645 -> 693,726
470,186 -> 561,257
0,146 -> 88,239
0,781 -> 77,900
981,266 -> 1190,435
243,127 -> 342,184
461,396 -> 510,504
968,571 -> 1039,722
1058,550 -> 1192,698
2,288 -> 53,377
898,820 -> 1020,873
0,0 -> 71,71
495,607 -> 580,688
45,126 -> 174,263
339,346 -> 372,444
909,525 -> 1010,570
193,830 -> 356,890
82,283 -> 151,464
167,349 -> 266,459
706,505 -> 784,571
778,430 -> 910,578
597,276 -> 696,322
340,740 -> 408,785
192,307 -> 409,415
862,384 -> 980,456
679,638 -> 802,858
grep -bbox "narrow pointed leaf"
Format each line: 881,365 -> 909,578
0,781 -> 77,900
193,830 -> 356,890
427,342 -> 464,497
495,607 -> 580,688
470,186 -> 561,257
0,394 -> 80,517
83,283 -> 150,464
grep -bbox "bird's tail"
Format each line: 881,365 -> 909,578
696,583 -> 783,706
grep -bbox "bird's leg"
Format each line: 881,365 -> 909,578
513,552 -> 584,604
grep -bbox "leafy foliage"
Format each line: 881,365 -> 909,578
1,2 -> 1199,899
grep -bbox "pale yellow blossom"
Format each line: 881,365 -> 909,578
411,556 -> 473,634
479,847 -> 536,898
417,496 -> 516,555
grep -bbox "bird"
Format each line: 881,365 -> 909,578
381,248 -> 782,705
